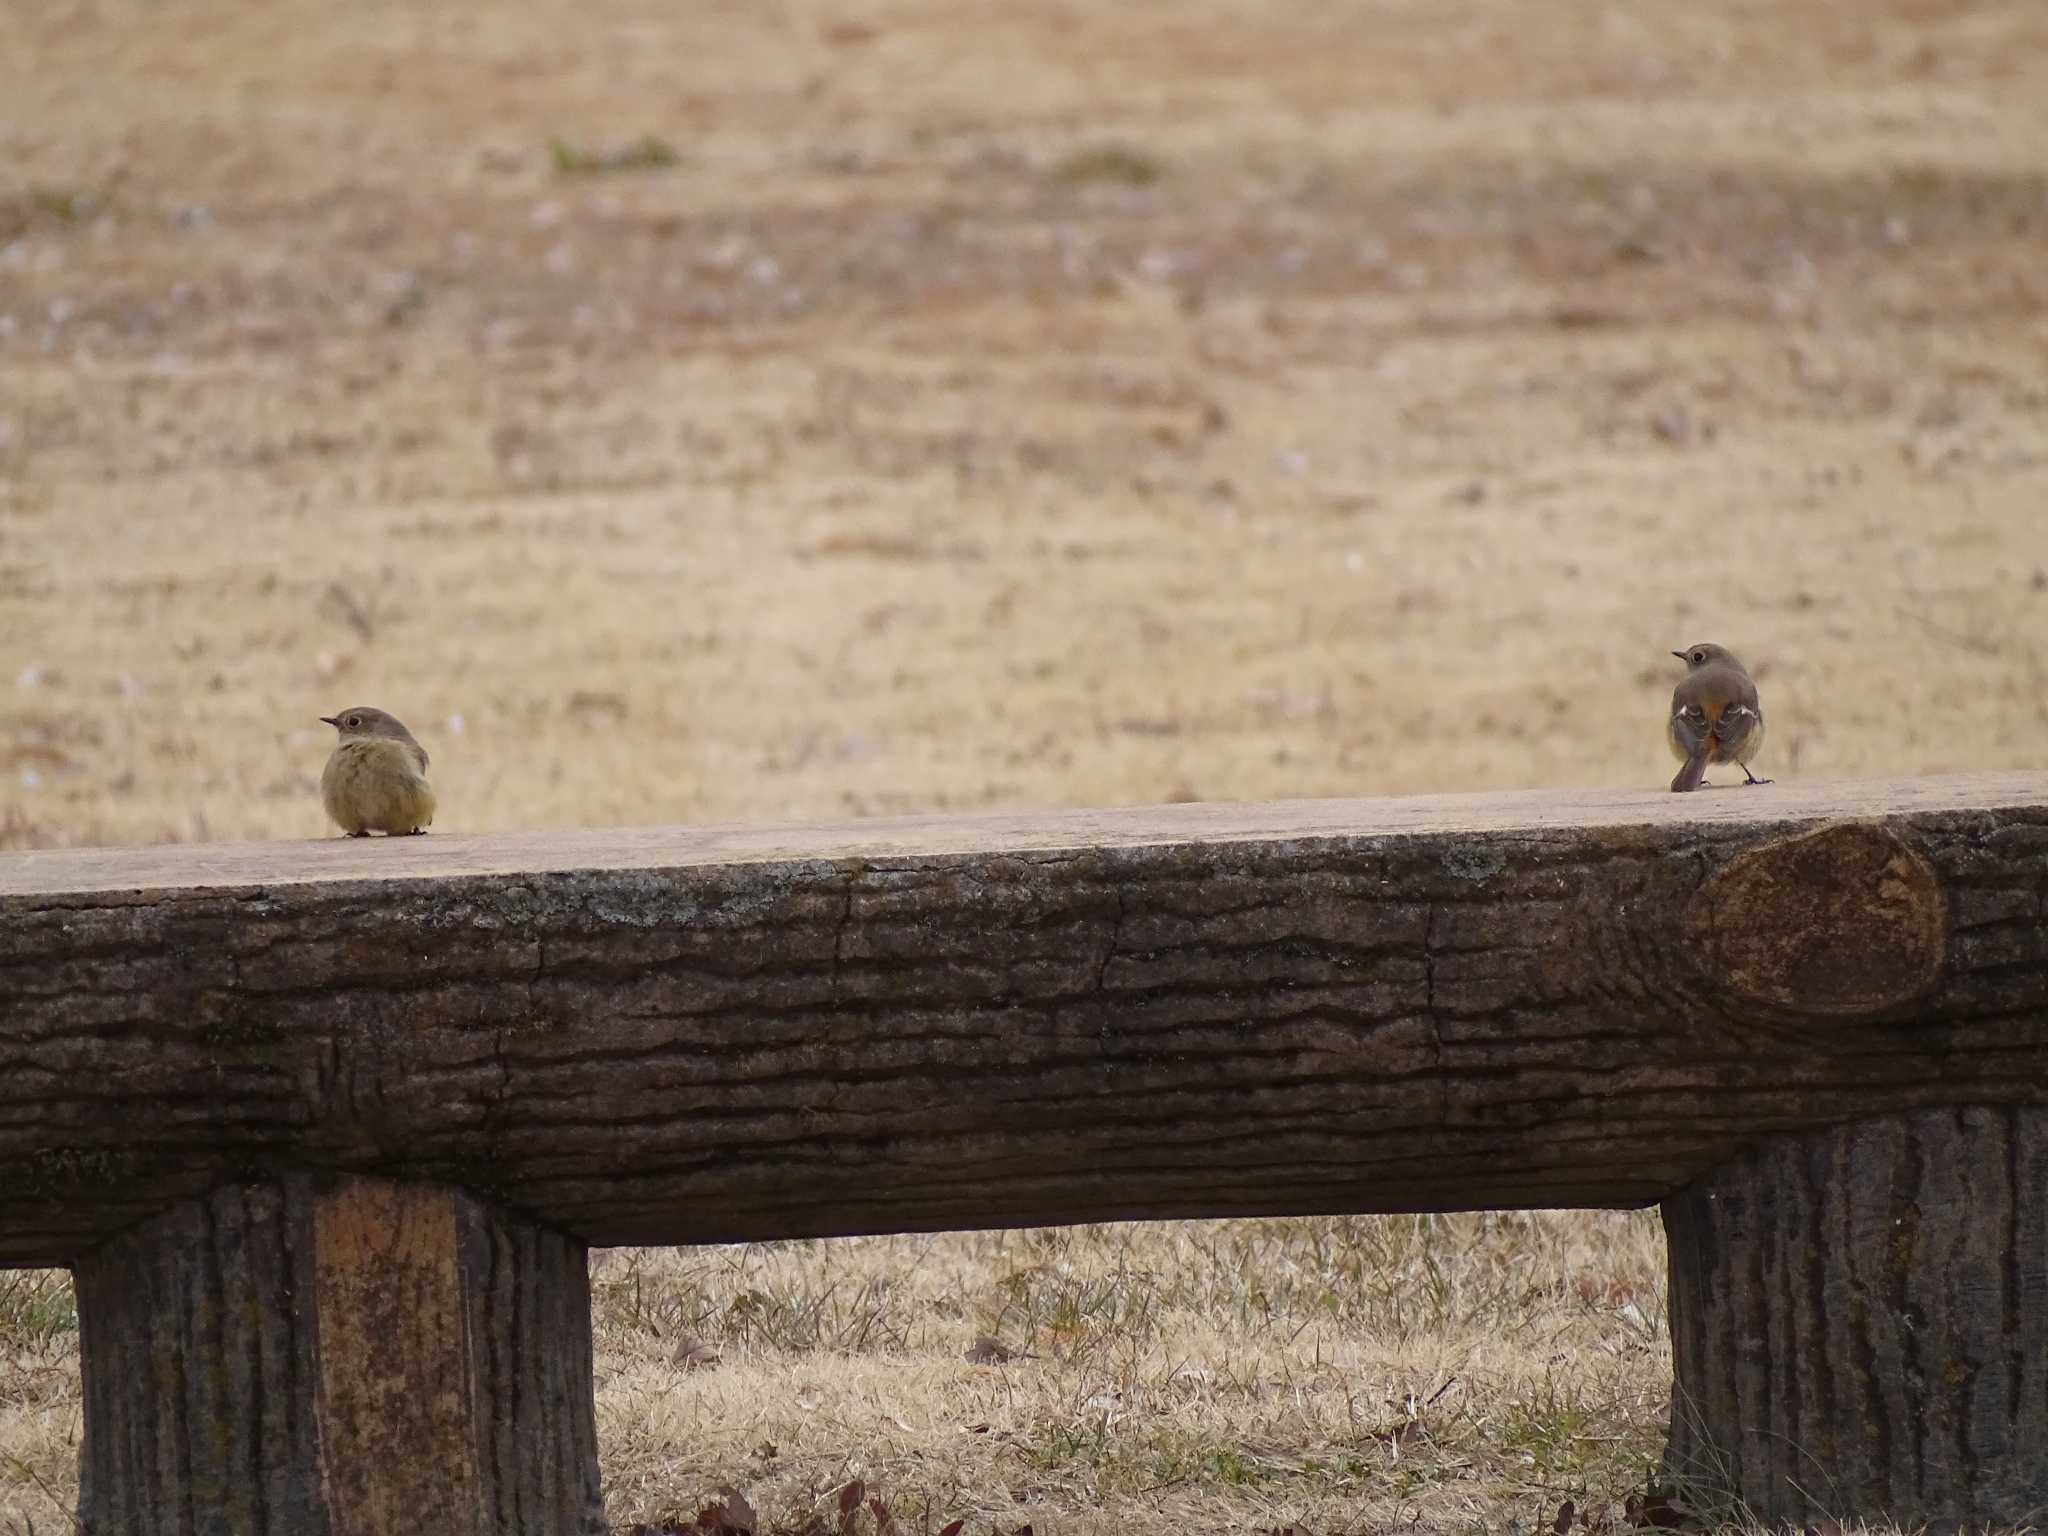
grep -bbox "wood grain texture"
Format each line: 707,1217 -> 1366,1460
72,1174 -> 603,1536
1663,1108 -> 2048,1530
5,774 -> 2047,1264
8,773 -> 2043,897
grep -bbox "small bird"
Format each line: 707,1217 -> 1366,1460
319,706 -> 436,836
1667,644 -> 1770,793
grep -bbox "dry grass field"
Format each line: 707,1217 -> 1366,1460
3,0 -> 2047,1529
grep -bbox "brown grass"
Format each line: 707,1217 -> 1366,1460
4,0 -> 2047,1528
586,1216 -> 1674,1533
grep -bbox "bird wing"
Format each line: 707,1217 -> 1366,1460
1675,665 -> 1759,741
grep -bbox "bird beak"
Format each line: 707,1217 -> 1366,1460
1670,651 -> 1687,661
319,716 -> 339,727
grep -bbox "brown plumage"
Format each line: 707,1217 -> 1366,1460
1667,643 -> 1769,793
319,706 -> 436,835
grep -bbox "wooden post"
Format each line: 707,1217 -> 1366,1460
1663,1108 -> 2048,1531
71,1174 -> 604,1536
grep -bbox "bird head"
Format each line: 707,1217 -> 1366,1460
319,706 -> 417,746
1672,643 -> 1744,672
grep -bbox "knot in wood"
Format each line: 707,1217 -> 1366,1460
1684,820 -> 1947,1018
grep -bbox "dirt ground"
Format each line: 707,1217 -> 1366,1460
3,0 -> 2046,1529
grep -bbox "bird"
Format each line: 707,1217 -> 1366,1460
1668,644 -> 1769,793
318,706 -> 436,836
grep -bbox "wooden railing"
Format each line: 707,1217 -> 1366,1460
5,773 -> 2046,1532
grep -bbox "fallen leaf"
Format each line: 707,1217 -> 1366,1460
690,1485 -> 757,1534
1553,1497 -> 1575,1533
965,1333 -> 1035,1364
1624,1489 -> 1690,1529
674,1332 -> 722,1370
835,1479 -> 865,1535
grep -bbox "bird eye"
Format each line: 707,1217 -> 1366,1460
345,715 -> 361,728
1691,651 -> 1704,665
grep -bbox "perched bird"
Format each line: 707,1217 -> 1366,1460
319,706 -> 436,836
1667,644 -> 1769,793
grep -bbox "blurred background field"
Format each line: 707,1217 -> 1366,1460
2,0 -> 2045,1529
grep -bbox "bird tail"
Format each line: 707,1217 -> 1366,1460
1670,738 -> 1713,793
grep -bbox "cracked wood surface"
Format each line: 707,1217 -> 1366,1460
4,773 -> 2046,1265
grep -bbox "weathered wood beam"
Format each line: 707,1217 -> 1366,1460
4,774 -> 2046,1266
7,772 -> 2048,1531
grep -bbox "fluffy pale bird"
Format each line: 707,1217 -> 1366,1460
319,706 -> 436,836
